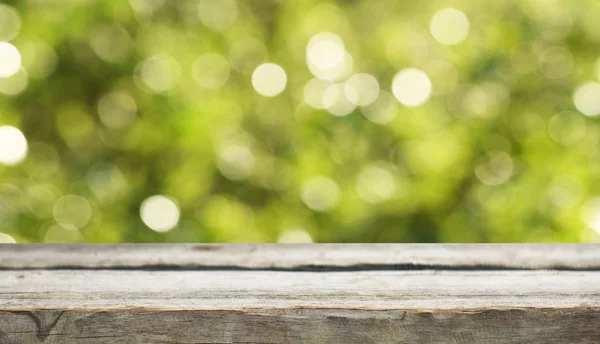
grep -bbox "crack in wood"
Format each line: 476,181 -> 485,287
8,310 -> 65,342
2,263 -> 600,272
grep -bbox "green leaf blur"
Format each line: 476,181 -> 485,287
1,0 -> 600,243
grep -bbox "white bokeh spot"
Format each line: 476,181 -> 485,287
306,32 -> 345,69
573,82 -> 600,117
0,42 -> 22,78
0,125 -> 28,166
323,83 -> 356,117
306,32 -> 352,81
430,8 -> 470,46
252,63 -> 287,97
392,68 -> 432,107
140,195 -> 180,232
0,232 -> 16,243
134,55 -> 180,93
345,73 -> 380,106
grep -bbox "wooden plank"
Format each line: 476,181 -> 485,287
2,270 -> 600,309
2,269 -> 600,343
1,245 -> 600,343
2,308 -> 600,344
1,244 -> 600,269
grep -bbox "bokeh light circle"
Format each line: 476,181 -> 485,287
306,32 -> 345,70
277,228 -> 313,243
140,195 -> 180,232
53,195 -> 93,230
0,232 -> 16,243
0,68 -> 28,96
217,145 -> 255,180
344,73 -> 380,106
356,166 -> 396,203
192,53 -> 231,89
474,151 -> 514,186
252,63 -> 287,97
90,25 -> 132,63
0,125 -> 28,166
573,82 -> 600,117
44,224 -> 84,243
301,176 -> 340,212
134,55 -> 180,93
548,111 -> 586,146
392,68 -> 432,107
197,0 -> 238,32
0,42 -> 21,78
323,83 -> 356,116
0,5 -> 21,41
303,78 -> 331,109
361,91 -> 398,124
97,91 -> 137,129
429,8 -> 470,45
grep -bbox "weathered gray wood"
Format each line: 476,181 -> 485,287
2,308 -> 600,344
2,269 -> 600,309
2,244 -> 600,343
1,244 -> 600,269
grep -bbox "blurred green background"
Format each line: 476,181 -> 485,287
1,0 -> 600,243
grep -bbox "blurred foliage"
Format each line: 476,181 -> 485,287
1,0 -> 600,243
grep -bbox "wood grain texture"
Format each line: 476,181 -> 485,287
1,244 -> 600,343
3,269 -> 600,309
2,308 -> 600,344
1,244 -> 600,269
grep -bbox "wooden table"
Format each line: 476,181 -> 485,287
1,244 -> 599,343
